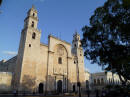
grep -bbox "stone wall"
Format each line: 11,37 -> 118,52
0,56 -> 17,72
0,72 -> 12,92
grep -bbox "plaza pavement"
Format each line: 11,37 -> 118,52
0,94 -> 96,97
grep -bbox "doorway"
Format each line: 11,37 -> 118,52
73,85 -> 75,92
39,83 -> 44,94
57,80 -> 62,93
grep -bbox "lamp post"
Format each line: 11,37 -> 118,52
76,59 -> 81,97
77,82 -> 81,97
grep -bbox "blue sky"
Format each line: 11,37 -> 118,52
0,0 -> 106,73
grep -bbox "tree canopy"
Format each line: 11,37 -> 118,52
0,0 -> 2,6
82,0 -> 130,84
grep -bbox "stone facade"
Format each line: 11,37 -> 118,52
0,6 -> 86,94
0,72 -> 12,92
0,56 -> 17,73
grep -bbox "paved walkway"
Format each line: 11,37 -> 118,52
0,95 -> 95,97
0,94 -> 96,97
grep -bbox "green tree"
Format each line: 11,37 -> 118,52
82,0 -> 130,85
0,0 -> 2,14
0,0 -> 2,6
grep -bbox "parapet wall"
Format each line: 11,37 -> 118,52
0,72 -> 12,92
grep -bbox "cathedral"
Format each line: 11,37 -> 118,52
0,6 -> 86,93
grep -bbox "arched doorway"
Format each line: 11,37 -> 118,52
57,80 -> 62,93
39,83 -> 44,94
73,85 -> 75,92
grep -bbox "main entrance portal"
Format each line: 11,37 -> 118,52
39,83 -> 44,94
57,80 -> 62,93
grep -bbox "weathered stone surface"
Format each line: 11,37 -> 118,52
0,6 -> 86,93
0,72 -> 12,92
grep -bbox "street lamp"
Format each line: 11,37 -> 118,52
76,59 -> 81,97
77,82 -> 81,97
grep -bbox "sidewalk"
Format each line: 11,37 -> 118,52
0,93 -> 96,97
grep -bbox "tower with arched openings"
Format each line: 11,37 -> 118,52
12,6 -> 86,93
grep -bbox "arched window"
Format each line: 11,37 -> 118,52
74,44 -> 76,47
33,13 -> 35,17
29,44 -> 31,47
94,79 -> 96,84
39,83 -> 44,93
74,60 -> 76,64
31,21 -> 34,27
101,78 -> 104,84
80,50 -> 82,56
97,79 -> 100,84
32,32 -> 36,39
58,57 -> 62,64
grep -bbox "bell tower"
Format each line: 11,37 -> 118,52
72,32 -> 83,57
72,32 -> 82,54
14,6 -> 41,92
72,32 -> 85,89
24,5 -> 38,29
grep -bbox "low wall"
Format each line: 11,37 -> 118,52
0,72 -> 12,93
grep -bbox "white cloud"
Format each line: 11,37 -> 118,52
2,51 -> 17,56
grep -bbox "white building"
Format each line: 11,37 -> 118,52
90,72 -> 121,90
